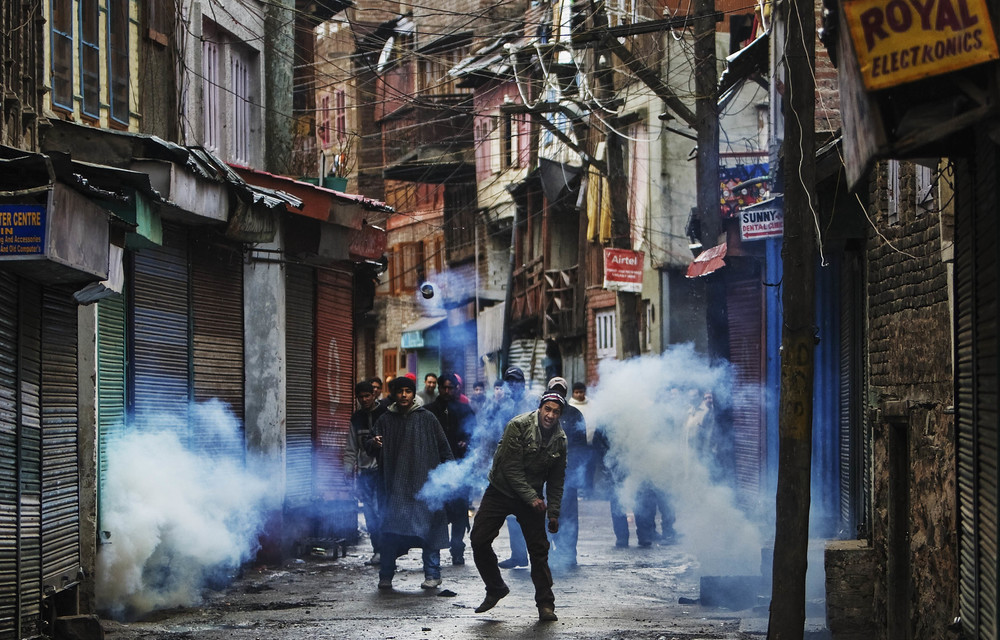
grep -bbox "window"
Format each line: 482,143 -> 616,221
390,242 -> 425,293
147,0 -> 171,40
334,89 -> 346,141
490,114 -> 502,174
202,27 -> 221,151
108,0 -> 130,124
80,0 -> 100,117
231,46 -> 252,164
501,112 -> 514,170
319,94 -> 331,146
886,160 -> 900,226
915,163 -> 935,216
51,0 -> 74,109
596,308 -> 617,359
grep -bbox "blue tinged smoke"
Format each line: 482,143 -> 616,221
96,400 -> 280,619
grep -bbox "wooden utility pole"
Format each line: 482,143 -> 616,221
592,1 -> 641,360
767,0 -> 817,632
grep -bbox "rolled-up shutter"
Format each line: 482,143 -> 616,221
956,147 -> 1000,639
40,285 -> 80,593
0,273 -> 18,633
314,268 -> 354,501
191,239 -> 244,458
131,223 -> 191,429
17,280 -> 42,636
286,265 -> 315,506
727,277 -> 765,507
96,294 -> 126,534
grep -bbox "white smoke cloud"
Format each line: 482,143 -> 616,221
588,345 -> 766,575
96,400 -> 279,619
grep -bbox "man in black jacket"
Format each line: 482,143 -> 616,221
426,372 -> 476,565
344,380 -> 388,565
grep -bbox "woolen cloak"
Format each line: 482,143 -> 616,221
372,402 -> 454,548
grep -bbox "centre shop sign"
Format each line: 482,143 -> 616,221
603,248 -> 644,292
843,0 -> 999,90
0,205 -> 46,256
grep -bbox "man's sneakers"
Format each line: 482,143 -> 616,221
538,606 -> 558,621
420,578 -> 442,589
497,557 -> 528,568
377,578 -> 392,590
474,587 -> 510,613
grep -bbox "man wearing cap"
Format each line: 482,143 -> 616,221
469,392 -> 567,622
545,377 -> 588,571
344,380 -> 388,566
493,366 -> 536,569
367,375 -> 454,591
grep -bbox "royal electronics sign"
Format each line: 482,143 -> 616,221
843,0 -> 999,90
0,205 -> 46,256
603,248 -> 644,293
740,197 -> 783,241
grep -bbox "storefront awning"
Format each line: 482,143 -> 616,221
401,315 -> 446,349
686,242 -> 727,278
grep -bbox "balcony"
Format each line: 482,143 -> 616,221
511,259 -> 582,338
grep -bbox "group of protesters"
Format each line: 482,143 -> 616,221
342,365 -> 714,622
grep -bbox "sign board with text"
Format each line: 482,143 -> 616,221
740,197 -> 784,241
843,0 -> 999,90
603,248 -> 644,292
0,205 -> 46,257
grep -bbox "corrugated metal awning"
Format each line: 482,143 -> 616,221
686,242 -> 728,278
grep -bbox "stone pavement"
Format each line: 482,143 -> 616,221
101,497 -> 820,639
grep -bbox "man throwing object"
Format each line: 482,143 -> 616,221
470,392 -> 567,622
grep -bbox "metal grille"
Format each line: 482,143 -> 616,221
727,277 -> 765,508
285,265 -> 315,506
40,285 -> 80,592
131,223 -> 191,428
17,280 -> 42,636
96,295 -> 127,536
314,268 -> 354,501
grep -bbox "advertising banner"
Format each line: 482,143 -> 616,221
739,197 -> 784,241
603,248 -> 644,292
0,205 -> 46,256
843,0 -> 999,90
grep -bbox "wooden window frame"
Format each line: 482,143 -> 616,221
334,89 -> 347,141
51,0 -> 75,110
80,0 -> 101,118
108,0 -> 130,125
202,25 -> 221,152
596,307 -> 617,359
231,46 -> 252,163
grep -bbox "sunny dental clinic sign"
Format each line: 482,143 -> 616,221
843,0 -> 999,90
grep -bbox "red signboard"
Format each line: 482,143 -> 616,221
603,248 -> 644,292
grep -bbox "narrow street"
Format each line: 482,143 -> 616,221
101,498 -> 764,640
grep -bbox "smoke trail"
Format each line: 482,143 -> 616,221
588,345 -> 765,575
96,400 -> 279,619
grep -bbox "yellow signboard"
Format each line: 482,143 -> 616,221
843,0 -> 1000,90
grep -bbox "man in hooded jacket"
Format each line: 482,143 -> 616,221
367,375 -> 454,590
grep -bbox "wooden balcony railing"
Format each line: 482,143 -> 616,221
511,259 -> 582,338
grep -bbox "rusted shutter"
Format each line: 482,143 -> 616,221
40,285 -> 80,594
131,223 -> 191,428
191,239 -> 244,458
96,295 -> 126,535
285,264 -> 315,506
839,252 -> 865,537
17,280 -> 42,636
314,268 -> 354,501
956,147 -> 999,639
727,277 -> 765,507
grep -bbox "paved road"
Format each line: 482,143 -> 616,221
102,498 -> 766,639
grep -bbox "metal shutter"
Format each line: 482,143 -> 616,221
17,280 -> 41,637
96,295 -> 127,535
40,285 -> 80,592
956,146 -> 1000,639
285,264 -> 315,506
0,273 -> 19,635
131,223 -> 191,429
727,277 -> 765,507
314,268 -> 354,501
839,252 -> 865,537
191,239 -> 244,458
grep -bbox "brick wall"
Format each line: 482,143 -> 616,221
865,160 -> 956,640
815,0 -> 841,133
825,540 -> 876,640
